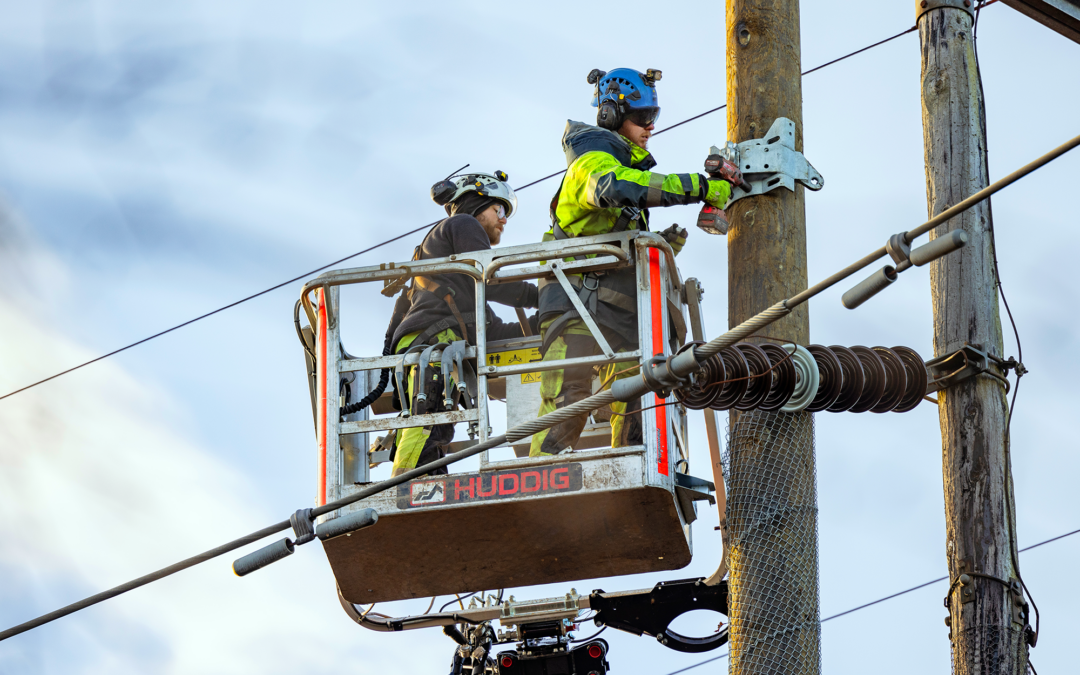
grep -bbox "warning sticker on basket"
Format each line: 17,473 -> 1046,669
398,463 -> 584,509
487,347 -> 543,384
409,480 -> 446,505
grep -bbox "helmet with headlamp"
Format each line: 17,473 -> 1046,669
588,67 -> 662,132
429,170 -> 518,218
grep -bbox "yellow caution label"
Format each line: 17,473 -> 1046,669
487,348 -> 543,384
486,347 -> 541,367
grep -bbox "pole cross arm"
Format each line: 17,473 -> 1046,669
1002,0 -> 1080,45
720,117 -> 824,208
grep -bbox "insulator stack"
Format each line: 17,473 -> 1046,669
675,344 -> 927,414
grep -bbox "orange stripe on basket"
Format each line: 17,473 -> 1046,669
316,289 -> 328,506
648,249 -> 669,476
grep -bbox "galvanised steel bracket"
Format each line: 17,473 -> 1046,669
719,117 -> 824,208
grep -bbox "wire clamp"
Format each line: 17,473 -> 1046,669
641,354 -> 691,398
290,508 -> 317,546
718,117 -> 824,208
925,344 -> 1011,394
886,232 -> 912,266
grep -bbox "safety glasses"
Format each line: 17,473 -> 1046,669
625,106 -> 660,128
495,204 -> 507,220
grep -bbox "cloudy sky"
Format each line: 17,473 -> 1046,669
0,1 -> 1077,673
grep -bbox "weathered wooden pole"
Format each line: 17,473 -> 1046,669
918,2 -> 1031,672
725,0 -> 819,672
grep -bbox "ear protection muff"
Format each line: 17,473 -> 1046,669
597,100 -> 620,130
430,179 -> 457,206
597,77 -> 625,130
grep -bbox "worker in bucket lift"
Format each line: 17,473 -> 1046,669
530,67 -> 735,457
387,171 -> 538,477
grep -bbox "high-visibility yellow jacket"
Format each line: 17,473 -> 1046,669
546,120 -> 731,240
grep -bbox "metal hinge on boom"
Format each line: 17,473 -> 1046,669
719,117 -> 824,208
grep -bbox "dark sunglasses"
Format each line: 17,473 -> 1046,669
624,107 -> 660,128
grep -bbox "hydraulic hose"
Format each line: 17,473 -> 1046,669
341,331 -> 393,417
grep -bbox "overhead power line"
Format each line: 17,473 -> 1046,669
0,22 -> 925,403
664,526 -> 1080,675
1,123 -> 1076,642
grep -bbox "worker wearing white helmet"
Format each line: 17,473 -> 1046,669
386,171 -> 537,477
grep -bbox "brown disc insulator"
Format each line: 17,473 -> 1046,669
890,345 -> 927,413
870,346 -> 908,413
848,346 -> 887,413
674,352 -> 725,410
806,344 -> 843,413
826,345 -> 865,412
734,343 -> 773,411
711,346 -> 750,411
758,343 -> 797,411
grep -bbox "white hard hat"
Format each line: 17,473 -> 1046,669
431,170 -> 518,217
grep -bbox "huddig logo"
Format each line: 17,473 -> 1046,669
399,463 -> 584,509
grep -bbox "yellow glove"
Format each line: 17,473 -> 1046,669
704,178 -> 732,209
660,224 -> 688,255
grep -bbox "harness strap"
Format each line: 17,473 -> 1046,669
411,275 -> 473,344
442,293 -> 470,344
541,310 -> 581,355
413,311 -> 477,347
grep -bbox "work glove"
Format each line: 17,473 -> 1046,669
701,176 -> 732,209
660,224 -> 689,256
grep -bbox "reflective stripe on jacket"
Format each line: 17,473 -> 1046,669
548,120 -> 729,239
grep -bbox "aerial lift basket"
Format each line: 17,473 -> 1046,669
298,231 -> 716,605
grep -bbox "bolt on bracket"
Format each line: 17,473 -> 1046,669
720,117 -> 824,208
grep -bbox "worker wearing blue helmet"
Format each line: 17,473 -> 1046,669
530,67 -> 736,457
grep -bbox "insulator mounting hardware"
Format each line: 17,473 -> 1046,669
718,117 -> 824,208
925,344 -> 1009,395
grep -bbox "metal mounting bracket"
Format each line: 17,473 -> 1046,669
590,578 -> 728,654
499,589 -> 582,627
719,117 -> 824,208
674,472 -> 715,525
925,344 -> 1004,394
917,0 -> 974,23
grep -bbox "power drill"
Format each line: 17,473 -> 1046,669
696,144 -> 753,236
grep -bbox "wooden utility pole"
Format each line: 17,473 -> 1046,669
725,0 -> 819,673
918,2 -> 1030,673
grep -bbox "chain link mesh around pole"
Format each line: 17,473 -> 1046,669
725,410 -> 820,674
951,624 -> 1029,675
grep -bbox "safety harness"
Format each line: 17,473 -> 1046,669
381,233 -> 479,419
541,180 -> 646,353
408,275 -> 473,347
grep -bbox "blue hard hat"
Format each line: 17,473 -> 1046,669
588,67 -> 661,130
